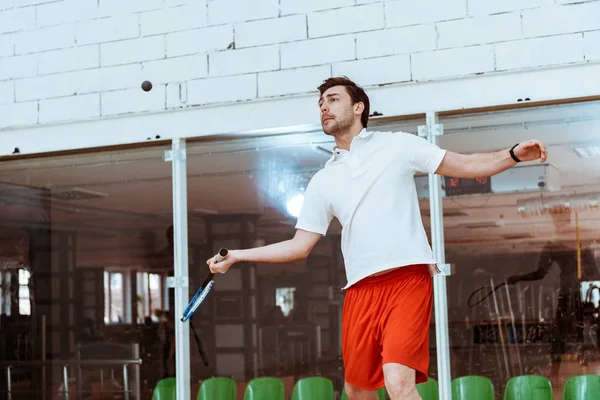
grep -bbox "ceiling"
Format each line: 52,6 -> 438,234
1,101 -> 599,268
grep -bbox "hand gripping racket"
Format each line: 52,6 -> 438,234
180,248 -> 228,322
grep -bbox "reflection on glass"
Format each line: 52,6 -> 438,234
439,101 -> 600,396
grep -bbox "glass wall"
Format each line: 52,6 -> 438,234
0,146 -> 172,398
182,117 -> 431,398
436,100 -> 600,397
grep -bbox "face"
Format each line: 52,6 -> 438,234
318,86 -> 363,136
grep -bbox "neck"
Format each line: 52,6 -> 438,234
333,124 -> 364,151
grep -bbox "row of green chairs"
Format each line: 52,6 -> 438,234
417,374 -> 600,400
153,373 -> 600,399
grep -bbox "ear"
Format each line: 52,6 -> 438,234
354,102 -> 364,115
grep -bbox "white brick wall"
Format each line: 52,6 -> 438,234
187,74 -> 257,104
39,93 -> 99,123
258,66 -> 330,97
496,34 -> 585,71
412,45 -> 495,80
38,46 -> 99,75
281,35 -> 355,68
332,55 -> 411,86
0,0 -> 598,129
584,30 -> 600,61
235,16 -> 306,48
209,45 -> 279,76
437,13 -> 521,49
308,4 -> 384,38
0,80 -> 13,104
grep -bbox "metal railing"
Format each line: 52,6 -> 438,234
1,358 -> 142,400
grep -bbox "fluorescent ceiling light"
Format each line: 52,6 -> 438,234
572,143 -> 600,158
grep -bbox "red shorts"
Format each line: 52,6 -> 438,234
342,264 -> 433,390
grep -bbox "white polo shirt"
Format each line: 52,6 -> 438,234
295,129 -> 447,289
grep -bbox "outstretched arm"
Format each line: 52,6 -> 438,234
508,246 -> 554,284
207,229 -> 322,274
435,140 -> 548,179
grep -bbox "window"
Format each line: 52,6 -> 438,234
0,269 -> 30,316
104,270 -> 131,324
276,287 -> 296,317
18,269 -> 30,316
136,272 -> 166,323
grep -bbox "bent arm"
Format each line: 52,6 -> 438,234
234,229 -> 322,263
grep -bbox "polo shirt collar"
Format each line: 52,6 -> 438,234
325,128 -> 372,165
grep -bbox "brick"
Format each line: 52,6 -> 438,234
0,80 -> 13,104
38,45 -> 99,75
166,25 -> 233,57
332,55 -> 411,86
386,0 -> 466,28
0,0 -> 14,10
0,7 -> 35,34
99,0 -> 163,15
468,0 -> 554,16
281,35 -> 355,69
496,34 -> 584,71
101,86 -> 165,116
39,93 -> 99,123
142,55 -> 207,84
37,0 -> 99,27
75,64 -> 143,94
412,45 -> 495,80
0,101 -> 38,128
101,36 -> 164,67
356,25 -> 436,59
141,4 -> 207,36
280,0 -> 354,15
523,2 -> 600,38
209,45 -> 279,77
208,0 -> 278,25
308,4 -> 384,38
76,15 -> 139,45
0,34 -> 15,57
0,54 -> 37,80
187,74 -> 256,104
235,16 -> 306,48
584,30 -> 600,61
166,82 -> 182,108
437,13 -> 521,49
258,65 -> 330,97
557,0 -> 598,4
16,73 -> 78,101
15,25 -> 74,54
14,0 -> 57,6
357,0 -> 383,3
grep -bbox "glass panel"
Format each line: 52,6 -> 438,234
186,117 -> 427,394
438,100 -> 600,396
0,145 -> 172,397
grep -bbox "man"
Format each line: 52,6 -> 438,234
207,77 -> 548,399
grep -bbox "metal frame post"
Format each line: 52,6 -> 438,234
419,112 -> 452,399
166,139 -> 192,400
7,366 -> 12,400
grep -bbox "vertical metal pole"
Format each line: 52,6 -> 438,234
63,365 -> 69,400
42,314 -> 46,400
420,112 -> 452,400
122,365 -> 130,400
7,366 -> 12,400
133,343 -> 141,400
168,139 -> 191,400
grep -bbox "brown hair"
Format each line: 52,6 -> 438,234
318,77 -> 370,128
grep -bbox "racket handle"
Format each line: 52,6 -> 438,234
214,248 -> 229,263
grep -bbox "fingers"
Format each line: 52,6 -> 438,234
206,254 -> 229,274
521,139 -> 548,163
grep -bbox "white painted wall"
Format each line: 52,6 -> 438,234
0,0 -> 599,141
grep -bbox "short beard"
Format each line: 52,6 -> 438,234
322,113 -> 354,136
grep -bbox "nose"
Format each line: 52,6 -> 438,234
320,102 -> 328,113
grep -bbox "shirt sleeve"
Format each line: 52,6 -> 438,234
399,132 -> 447,175
294,174 -> 334,235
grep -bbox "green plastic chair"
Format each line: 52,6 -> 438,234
417,377 -> 439,400
340,386 -> 386,400
243,377 -> 285,400
197,376 -> 236,400
562,374 -> 600,400
152,377 -> 176,400
504,375 -> 552,400
452,376 -> 495,400
291,377 -> 334,400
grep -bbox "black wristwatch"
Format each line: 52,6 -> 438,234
509,143 -> 521,163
